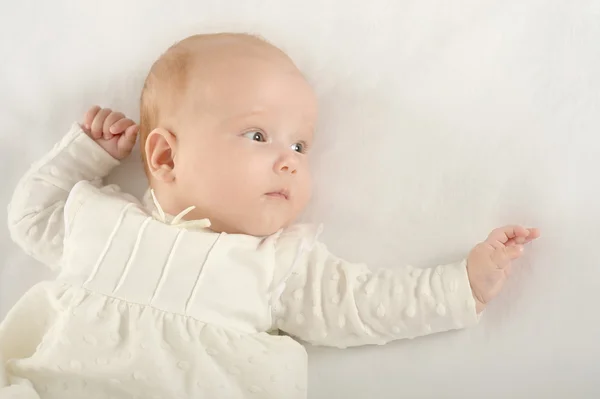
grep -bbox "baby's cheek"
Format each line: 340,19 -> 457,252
292,180 -> 311,218
299,172 -> 312,199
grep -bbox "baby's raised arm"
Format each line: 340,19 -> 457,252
7,107 -> 138,269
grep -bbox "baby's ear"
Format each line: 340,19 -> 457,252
145,127 -> 177,182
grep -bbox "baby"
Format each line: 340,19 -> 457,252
1,33 -> 539,399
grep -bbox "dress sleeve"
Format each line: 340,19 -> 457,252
7,123 -> 120,269
271,225 -> 480,348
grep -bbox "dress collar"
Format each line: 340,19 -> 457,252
142,189 -> 212,231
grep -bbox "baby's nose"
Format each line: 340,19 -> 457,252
275,155 -> 298,175
279,164 -> 297,175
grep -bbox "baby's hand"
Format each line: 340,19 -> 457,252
81,106 -> 139,160
467,225 -> 540,313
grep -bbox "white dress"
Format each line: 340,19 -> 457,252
1,124 -> 479,398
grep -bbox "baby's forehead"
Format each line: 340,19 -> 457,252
167,33 -> 292,73
141,33 -> 316,139
156,34 -> 303,102
178,38 -> 314,101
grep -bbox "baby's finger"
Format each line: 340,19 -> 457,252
103,112 -> 125,138
117,124 -> 139,154
124,123 -> 139,138
507,228 -> 541,246
91,108 -> 112,138
109,118 -> 136,135
527,228 -> 541,240
491,245 -> 524,268
506,236 -> 527,246
487,225 -> 529,248
83,106 -> 101,129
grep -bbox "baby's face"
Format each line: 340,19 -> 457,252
172,49 -> 317,236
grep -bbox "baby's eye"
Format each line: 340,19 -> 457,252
243,131 -> 266,142
291,142 -> 307,153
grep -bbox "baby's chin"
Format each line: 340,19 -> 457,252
238,221 -> 290,237
218,215 -> 294,237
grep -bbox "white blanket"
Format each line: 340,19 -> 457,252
1,0 -> 598,397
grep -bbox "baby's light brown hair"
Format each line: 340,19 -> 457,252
139,33 -> 273,173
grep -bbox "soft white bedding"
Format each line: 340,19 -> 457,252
1,1 -> 598,397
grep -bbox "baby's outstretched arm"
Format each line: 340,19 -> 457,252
271,224 -> 538,348
7,107 -> 138,269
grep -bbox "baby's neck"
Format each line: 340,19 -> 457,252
148,186 -> 239,235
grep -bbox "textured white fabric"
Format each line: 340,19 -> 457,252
0,124 -> 477,398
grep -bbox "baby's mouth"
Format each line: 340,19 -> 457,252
265,190 -> 289,200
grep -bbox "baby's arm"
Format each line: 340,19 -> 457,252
271,225 -> 539,348
7,107 -> 138,269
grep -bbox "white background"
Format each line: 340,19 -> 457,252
1,0 -> 599,397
